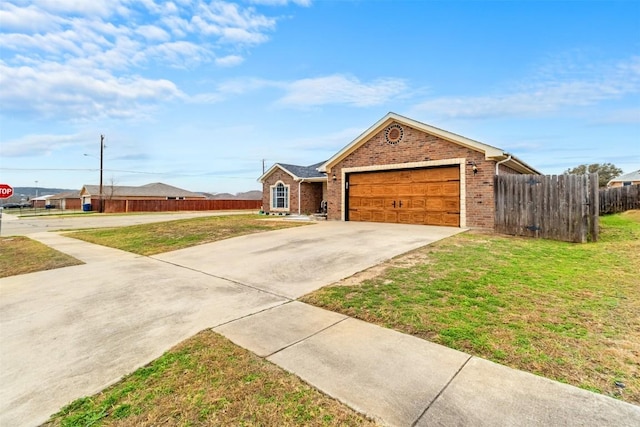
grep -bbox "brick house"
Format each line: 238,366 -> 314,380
258,162 -> 327,216
259,112 -> 540,228
607,170 -> 640,188
80,182 -> 206,211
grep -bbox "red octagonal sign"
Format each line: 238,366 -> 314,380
0,184 -> 14,199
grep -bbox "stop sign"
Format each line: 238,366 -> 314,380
0,184 -> 14,199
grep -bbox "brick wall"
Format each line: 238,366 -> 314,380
262,168 -> 325,215
327,122 -> 503,228
262,169 -> 296,214
299,182 -> 324,214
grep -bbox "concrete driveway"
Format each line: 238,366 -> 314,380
0,210 -> 251,236
154,221 -> 461,299
0,220 -> 462,426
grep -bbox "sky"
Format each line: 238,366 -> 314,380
1,0 -> 639,194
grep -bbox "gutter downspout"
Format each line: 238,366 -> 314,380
495,154 -> 512,175
298,179 -> 305,215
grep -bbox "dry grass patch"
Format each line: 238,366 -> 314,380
302,211 -> 640,404
67,214 -> 309,255
0,236 -> 83,278
44,330 -> 376,427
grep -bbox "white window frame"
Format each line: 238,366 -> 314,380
270,181 -> 290,211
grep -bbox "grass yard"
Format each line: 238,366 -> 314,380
44,330 -> 375,427
302,211 -> 640,405
67,214 -> 308,255
0,236 -> 83,278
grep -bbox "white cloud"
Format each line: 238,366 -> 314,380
28,0 -> 116,17
193,1 -> 276,44
186,74 -> 408,107
0,132 -> 90,157
0,61 -> 183,120
0,3 -> 59,32
0,0 -> 303,120
284,126 -> 363,152
594,108 -> 640,124
136,24 -> 171,41
249,0 -> 312,6
277,74 -> 408,107
414,56 -> 640,119
215,54 -> 244,67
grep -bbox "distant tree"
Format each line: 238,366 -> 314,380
564,163 -> 623,188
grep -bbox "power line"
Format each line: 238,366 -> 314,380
0,167 -> 161,174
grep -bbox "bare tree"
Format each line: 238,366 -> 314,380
106,176 -> 118,200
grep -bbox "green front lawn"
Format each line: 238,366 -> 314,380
0,236 -> 83,278
68,214 -> 308,255
44,331 -> 375,427
302,211 -> 640,404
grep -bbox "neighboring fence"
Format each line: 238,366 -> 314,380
599,184 -> 640,214
101,199 -> 261,213
494,173 -> 599,243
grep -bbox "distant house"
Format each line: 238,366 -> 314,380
31,195 -> 55,209
79,182 -> 206,211
607,170 -> 640,188
47,191 -> 82,210
259,112 -> 540,228
80,182 -> 205,202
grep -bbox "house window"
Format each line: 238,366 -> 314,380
623,181 -> 632,186
271,181 -> 289,210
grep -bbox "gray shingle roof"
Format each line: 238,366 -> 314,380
277,162 -> 326,179
81,182 -> 205,198
609,170 -> 640,183
49,190 -> 81,199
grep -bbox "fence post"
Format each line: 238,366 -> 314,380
588,173 -> 599,242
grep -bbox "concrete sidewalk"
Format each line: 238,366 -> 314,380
1,223 -> 639,426
214,301 -> 640,426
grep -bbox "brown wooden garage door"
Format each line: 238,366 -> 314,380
347,166 -> 460,226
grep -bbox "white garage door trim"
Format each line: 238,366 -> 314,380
340,158 -> 467,227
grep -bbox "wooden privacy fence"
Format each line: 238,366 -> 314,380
101,199 -> 261,213
599,184 -> 640,214
494,173 -> 599,243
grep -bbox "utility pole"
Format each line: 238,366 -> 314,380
262,159 -> 265,174
99,134 -> 104,213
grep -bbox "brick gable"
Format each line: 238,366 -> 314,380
327,122 -> 499,228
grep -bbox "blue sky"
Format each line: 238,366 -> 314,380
1,0 -> 639,194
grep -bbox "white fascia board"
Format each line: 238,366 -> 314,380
257,164 -> 299,182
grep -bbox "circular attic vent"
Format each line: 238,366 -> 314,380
385,124 -> 404,145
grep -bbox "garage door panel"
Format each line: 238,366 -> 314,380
358,211 -> 371,222
349,185 -> 370,197
441,167 -> 460,180
384,211 -> 398,222
396,184 -> 413,196
426,183 -> 445,196
443,199 -> 460,211
443,214 -> 460,226
426,198 -> 446,211
372,211 -> 386,222
404,198 -> 426,209
348,166 -> 460,227
374,185 -> 397,196
443,182 -> 460,195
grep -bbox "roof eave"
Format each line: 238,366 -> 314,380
320,112 -> 509,172
488,153 -> 541,175
297,177 -> 327,182
257,164 -> 299,182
